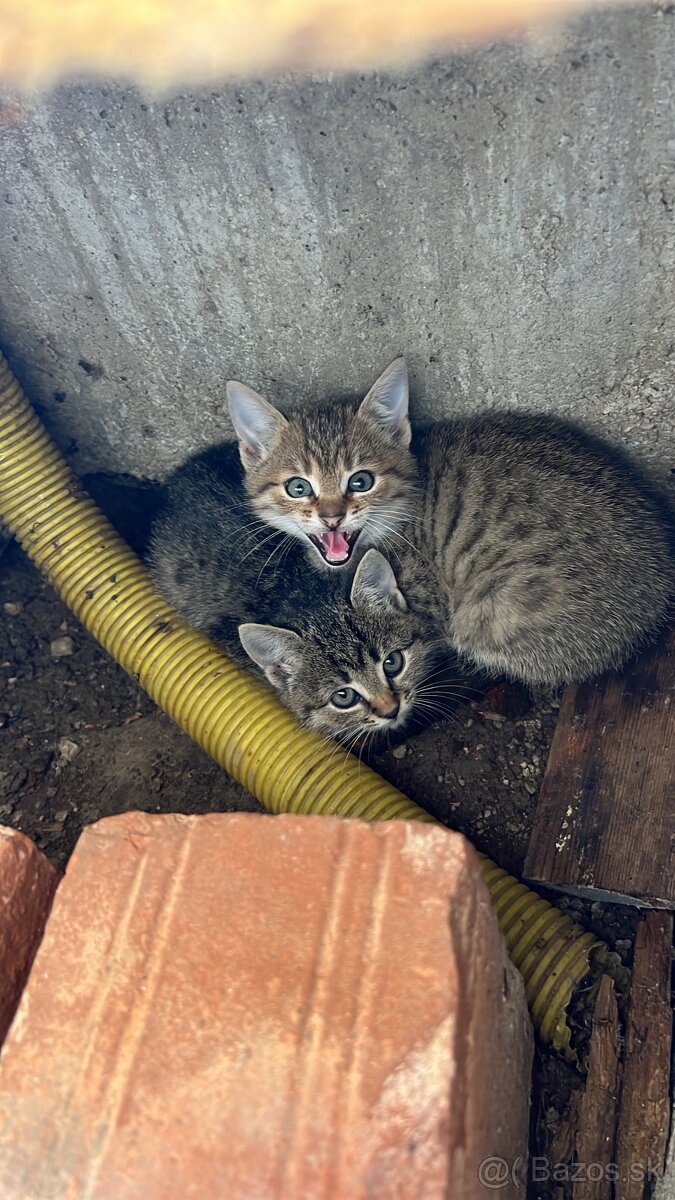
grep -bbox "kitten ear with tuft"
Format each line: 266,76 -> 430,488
226,380 -> 288,470
350,549 -> 408,612
358,357 -> 411,447
238,623 -> 304,688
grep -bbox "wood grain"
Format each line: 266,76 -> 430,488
574,975 -> 621,1200
615,912 -> 673,1199
550,974 -> 621,1200
524,628 -> 675,906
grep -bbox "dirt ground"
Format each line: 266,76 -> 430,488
0,532 -> 561,872
0,483 -> 643,1198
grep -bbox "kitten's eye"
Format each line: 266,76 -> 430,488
383,650 -> 405,677
284,477 -> 314,499
347,470 -> 375,493
330,687 -> 361,709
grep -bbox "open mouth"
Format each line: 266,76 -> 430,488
309,528 -> 360,565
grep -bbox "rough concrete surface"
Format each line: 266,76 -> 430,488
0,5 -> 673,483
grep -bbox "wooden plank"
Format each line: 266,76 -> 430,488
524,627 -> 675,906
573,974 -> 622,1200
615,912 -> 673,1199
550,974 -> 621,1200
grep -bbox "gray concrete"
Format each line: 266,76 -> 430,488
0,4 -> 673,483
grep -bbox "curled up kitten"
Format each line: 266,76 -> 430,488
148,442 -> 452,746
228,358 -> 674,687
407,413 -> 674,686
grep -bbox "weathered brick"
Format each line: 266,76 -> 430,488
0,812 -> 532,1198
0,825 -> 59,1045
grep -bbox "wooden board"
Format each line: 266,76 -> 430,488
615,912 -> 673,1199
550,974 -> 621,1200
524,628 -> 675,906
547,914 -> 672,1199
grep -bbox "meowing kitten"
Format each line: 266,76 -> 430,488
147,443 -> 448,744
226,359 -> 416,568
229,359 -> 674,687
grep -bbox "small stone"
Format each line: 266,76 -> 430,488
523,781 -> 538,795
55,739 -> 80,769
3,602 -> 22,617
50,636 -> 74,659
53,809 -> 69,823
391,744 -> 407,760
479,710 -> 507,725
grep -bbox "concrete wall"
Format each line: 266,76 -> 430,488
0,4 -> 673,484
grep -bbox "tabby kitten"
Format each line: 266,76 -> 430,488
226,359 -> 416,567
148,442 -> 445,743
229,359 -> 674,687
410,412 -> 674,685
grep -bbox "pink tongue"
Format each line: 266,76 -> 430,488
323,529 -> 350,563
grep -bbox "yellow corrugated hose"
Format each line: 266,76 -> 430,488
0,350 -> 606,1061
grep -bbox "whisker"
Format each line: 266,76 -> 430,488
238,528 -> 286,565
254,533 -> 296,586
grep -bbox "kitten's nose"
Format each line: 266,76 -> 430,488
320,513 -> 344,529
372,695 -> 400,720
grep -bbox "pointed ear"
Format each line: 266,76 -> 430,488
357,358 -> 411,447
226,381 -> 288,470
350,550 -> 407,612
238,623 -> 304,689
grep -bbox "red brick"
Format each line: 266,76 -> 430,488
0,813 -> 532,1198
0,825 -> 59,1045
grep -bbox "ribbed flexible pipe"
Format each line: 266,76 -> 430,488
0,351 -> 604,1060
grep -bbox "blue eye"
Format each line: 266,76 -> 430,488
330,687 -> 361,709
347,470 -> 375,493
383,650 -> 405,677
285,477 -> 313,498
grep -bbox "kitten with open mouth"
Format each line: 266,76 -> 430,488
309,527 -> 360,565
227,358 -> 417,569
149,438 -> 456,744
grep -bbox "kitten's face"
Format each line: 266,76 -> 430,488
239,550 -> 442,745
227,359 -> 416,569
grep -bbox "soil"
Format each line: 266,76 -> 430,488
0,477 -> 644,1199
0,533 -> 559,872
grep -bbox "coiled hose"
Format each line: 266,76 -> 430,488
0,351 -> 608,1062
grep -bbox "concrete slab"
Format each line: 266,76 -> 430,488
0,6 -> 673,484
